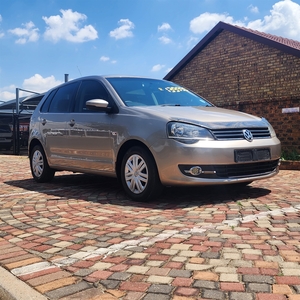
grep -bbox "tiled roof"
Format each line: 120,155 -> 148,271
164,21 -> 300,80
237,25 -> 300,51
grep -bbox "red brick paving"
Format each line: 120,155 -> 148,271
0,155 -> 299,299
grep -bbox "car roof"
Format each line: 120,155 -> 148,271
53,75 -> 167,86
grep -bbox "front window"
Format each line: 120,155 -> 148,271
106,78 -> 212,107
74,80 -> 109,112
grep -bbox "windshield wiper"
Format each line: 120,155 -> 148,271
160,104 -> 181,106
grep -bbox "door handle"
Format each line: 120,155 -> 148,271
69,119 -> 75,127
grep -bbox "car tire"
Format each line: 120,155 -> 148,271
30,145 -> 55,183
120,146 -> 163,202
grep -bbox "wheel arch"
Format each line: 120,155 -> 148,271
29,138 -> 43,156
116,139 -> 159,181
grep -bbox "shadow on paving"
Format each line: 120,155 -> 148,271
3,172 -> 271,208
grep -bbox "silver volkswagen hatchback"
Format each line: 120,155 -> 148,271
29,76 -> 281,201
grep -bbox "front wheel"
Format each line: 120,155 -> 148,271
120,146 -> 163,202
30,145 -> 55,183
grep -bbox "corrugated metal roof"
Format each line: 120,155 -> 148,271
164,21 -> 300,80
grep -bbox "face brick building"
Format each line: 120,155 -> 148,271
164,21 -> 300,154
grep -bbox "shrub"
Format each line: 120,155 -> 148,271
281,149 -> 300,161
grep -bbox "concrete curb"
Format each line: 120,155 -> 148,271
0,266 -> 47,300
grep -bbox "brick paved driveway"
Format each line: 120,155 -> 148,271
0,155 -> 299,300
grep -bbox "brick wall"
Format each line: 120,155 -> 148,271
222,98 -> 300,152
171,30 -> 300,152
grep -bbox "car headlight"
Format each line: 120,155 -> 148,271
262,118 -> 277,138
167,122 -> 214,143
269,124 -> 277,138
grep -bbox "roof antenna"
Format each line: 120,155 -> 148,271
77,66 -> 82,76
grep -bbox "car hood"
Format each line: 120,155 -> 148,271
131,106 -> 267,129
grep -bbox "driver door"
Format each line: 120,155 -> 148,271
67,79 -> 115,172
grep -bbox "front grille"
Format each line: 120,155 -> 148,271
210,127 -> 270,140
179,159 -> 279,179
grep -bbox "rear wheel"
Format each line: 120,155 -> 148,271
30,145 -> 55,183
120,146 -> 163,202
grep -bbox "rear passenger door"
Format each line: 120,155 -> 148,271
67,79 -> 115,173
40,81 -> 80,166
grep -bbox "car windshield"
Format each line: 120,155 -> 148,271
106,78 -> 212,107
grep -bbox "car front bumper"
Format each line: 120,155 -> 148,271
153,137 -> 281,186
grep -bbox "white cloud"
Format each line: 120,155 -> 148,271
189,1 -> 300,40
43,9 -> 98,43
158,22 -> 171,32
23,74 -> 62,93
190,12 -> 244,34
248,5 -> 259,13
159,36 -> 172,44
109,19 -> 134,40
247,0 -> 300,39
100,56 -> 117,64
0,74 -> 63,101
8,21 -> 39,44
151,64 -> 165,72
0,85 -> 17,101
100,56 -> 110,62
0,84 -> 37,101
158,23 -> 172,44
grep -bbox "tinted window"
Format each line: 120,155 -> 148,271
48,82 -> 79,113
40,90 -> 57,113
74,80 -> 109,112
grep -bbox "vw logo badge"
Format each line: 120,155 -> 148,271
243,129 -> 253,142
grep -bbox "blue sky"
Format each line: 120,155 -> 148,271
1,0 -> 300,101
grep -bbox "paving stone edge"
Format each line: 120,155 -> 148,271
0,266 -> 47,300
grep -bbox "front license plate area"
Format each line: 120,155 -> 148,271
235,148 -> 270,163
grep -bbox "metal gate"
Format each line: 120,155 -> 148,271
0,88 -> 42,155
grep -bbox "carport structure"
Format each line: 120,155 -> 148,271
0,89 -> 44,155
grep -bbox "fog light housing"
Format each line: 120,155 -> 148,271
186,166 -> 202,176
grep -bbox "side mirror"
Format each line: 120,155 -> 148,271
86,99 -> 110,111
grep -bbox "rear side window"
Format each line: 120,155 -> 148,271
47,82 -> 80,113
74,80 -> 109,112
40,90 -> 57,113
